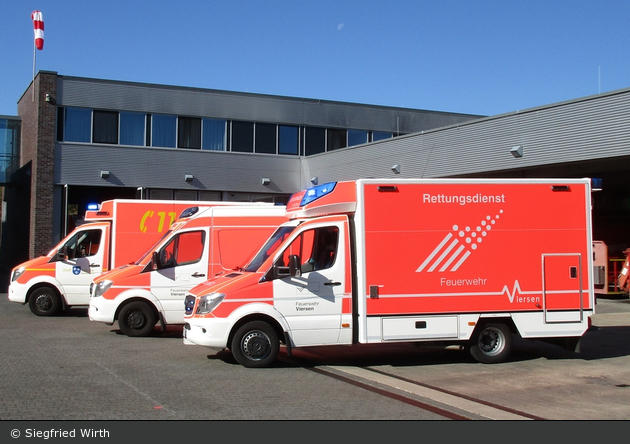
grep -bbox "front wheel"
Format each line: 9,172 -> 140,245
28,287 -> 61,316
118,301 -> 157,337
468,323 -> 513,364
231,321 -> 279,368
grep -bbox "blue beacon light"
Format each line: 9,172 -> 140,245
300,182 -> 337,206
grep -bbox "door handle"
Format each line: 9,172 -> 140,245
192,272 -> 206,278
324,281 -> 341,286
90,264 -> 100,268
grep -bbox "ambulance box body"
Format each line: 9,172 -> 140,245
183,179 -> 595,367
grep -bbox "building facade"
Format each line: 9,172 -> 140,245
5,70 -> 630,282
2,71 -> 480,274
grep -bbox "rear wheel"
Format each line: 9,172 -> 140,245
118,301 -> 157,337
28,287 -> 61,316
231,321 -> 279,368
468,323 -> 513,364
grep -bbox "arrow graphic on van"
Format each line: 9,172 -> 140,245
416,210 -> 503,272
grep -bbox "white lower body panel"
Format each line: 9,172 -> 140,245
364,311 -> 592,344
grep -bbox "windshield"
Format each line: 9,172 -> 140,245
133,230 -> 173,265
243,226 -> 296,272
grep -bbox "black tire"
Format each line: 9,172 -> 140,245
468,323 -> 513,364
118,301 -> 157,337
231,321 -> 279,368
28,287 -> 61,316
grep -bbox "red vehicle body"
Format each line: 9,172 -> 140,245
7,199 -> 243,316
89,205 -> 287,336
182,179 -> 595,367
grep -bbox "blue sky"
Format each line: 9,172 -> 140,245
2,1 -> 630,117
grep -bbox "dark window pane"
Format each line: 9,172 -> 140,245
279,125 -> 298,155
146,114 -> 152,146
255,123 -> 276,154
178,117 -> 201,149
327,128 -> 347,151
93,110 -> 119,144
56,107 -> 64,141
231,121 -> 254,153
305,126 -> 325,156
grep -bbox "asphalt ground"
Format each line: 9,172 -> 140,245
0,294 -> 448,422
0,292 -> 629,430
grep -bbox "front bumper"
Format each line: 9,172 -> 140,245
8,282 -> 28,303
88,296 -> 118,324
183,317 -> 232,349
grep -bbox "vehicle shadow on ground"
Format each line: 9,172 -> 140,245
518,325 -> 630,361
209,325 -> 630,368
58,308 -> 89,317
111,325 -> 185,338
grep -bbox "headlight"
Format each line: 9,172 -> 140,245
92,280 -> 113,298
11,267 -> 25,282
196,292 -> 225,314
184,295 -> 196,316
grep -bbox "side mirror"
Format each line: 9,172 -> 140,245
56,246 -> 67,261
273,254 -> 301,279
288,255 -> 300,277
151,251 -> 160,270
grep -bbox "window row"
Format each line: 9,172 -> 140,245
56,107 -> 395,156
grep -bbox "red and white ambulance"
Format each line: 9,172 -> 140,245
88,205 -> 288,337
8,199 -> 266,316
182,178 -> 596,367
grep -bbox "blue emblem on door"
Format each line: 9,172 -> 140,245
72,266 -> 81,275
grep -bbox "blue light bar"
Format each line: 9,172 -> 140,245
87,203 -> 99,211
300,182 -> 337,206
591,178 -> 603,191
179,206 -> 199,219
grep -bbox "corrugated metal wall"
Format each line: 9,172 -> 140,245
303,88 -> 630,186
57,144 -> 302,194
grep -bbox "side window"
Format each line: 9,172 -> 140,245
158,231 -> 205,268
278,231 -> 304,268
311,227 -> 338,271
176,231 -> 205,265
159,237 -> 177,268
274,227 -> 338,274
63,229 -> 102,260
245,226 -> 295,272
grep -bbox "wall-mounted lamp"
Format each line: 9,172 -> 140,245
310,177 -> 318,185
184,174 -> 194,183
391,164 -> 401,174
261,177 -> 271,185
510,145 -> 523,158
100,171 -> 110,179
45,93 -> 56,104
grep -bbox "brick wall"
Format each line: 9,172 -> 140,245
17,71 -> 58,259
